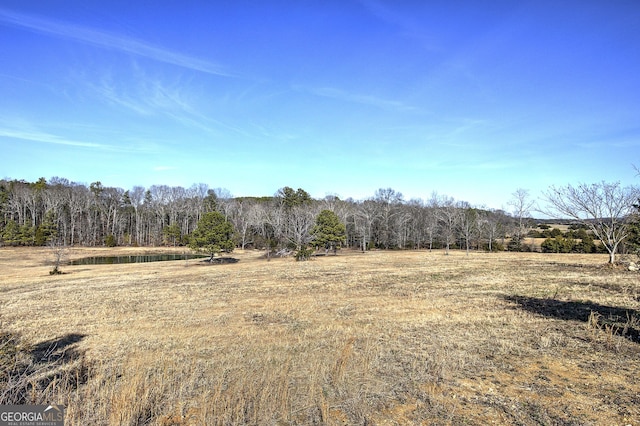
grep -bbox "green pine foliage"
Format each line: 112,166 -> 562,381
105,234 -> 117,247
279,186 -> 312,209
574,232 -> 596,253
18,225 -> 34,246
627,200 -> 640,258
2,221 -> 20,246
540,234 -> 596,254
311,210 -> 346,254
163,224 -> 182,246
189,211 -> 235,260
294,246 -> 314,261
541,235 -> 575,253
35,211 -> 57,246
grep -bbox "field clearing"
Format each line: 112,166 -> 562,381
1,247 -> 639,425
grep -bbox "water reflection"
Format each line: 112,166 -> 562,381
69,254 -> 207,265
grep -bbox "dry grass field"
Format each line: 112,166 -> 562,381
1,246 -> 639,425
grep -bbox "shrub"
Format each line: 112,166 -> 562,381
295,246 -> 314,261
492,241 -> 505,251
507,236 -> 524,252
548,228 -> 563,238
541,236 -> 575,253
105,234 -> 117,247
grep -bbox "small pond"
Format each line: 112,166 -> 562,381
69,254 -> 208,265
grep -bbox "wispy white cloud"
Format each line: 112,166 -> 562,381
0,118 -> 150,152
85,68 -> 251,137
356,0 -> 441,51
90,79 -> 153,116
250,121 -> 299,142
0,127 -> 109,149
295,85 -> 420,112
0,72 -> 56,90
406,158 -> 518,172
429,119 -> 489,147
0,7 -> 231,77
85,67 -> 192,116
574,139 -> 640,150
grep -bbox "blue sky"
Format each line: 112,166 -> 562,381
1,0 -> 639,210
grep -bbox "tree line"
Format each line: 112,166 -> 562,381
1,177 -> 638,263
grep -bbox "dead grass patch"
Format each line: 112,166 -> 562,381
1,247 -> 639,424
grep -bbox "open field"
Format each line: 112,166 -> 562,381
1,247 -> 639,425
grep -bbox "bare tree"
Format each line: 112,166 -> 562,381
252,202 -> 277,259
287,205 -> 317,250
393,208 -> 413,249
458,202 -> 479,256
508,188 -> 534,251
478,209 -> 503,252
436,196 -> 460,255
354,200 -> 379,252
406,198 -> 426,249
213,188 -> 234,220
129,186 -> 146,245
229,199 -> 256,250
102,186 -> 124,242
272,187 -> 316,252
266,199 -> 287,254
49,238 -> 68,275
542,181 -> 639,264
424,193 -> 441,251
8,182 -> 31,227
373,188 -> 404,249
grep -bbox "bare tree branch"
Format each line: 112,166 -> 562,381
541,181 -> 639,263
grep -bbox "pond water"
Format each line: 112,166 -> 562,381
69,254 -> 208,265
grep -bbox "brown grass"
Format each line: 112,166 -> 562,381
1,246 -> 639,425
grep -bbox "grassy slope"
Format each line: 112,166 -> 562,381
1,247 -> 639,425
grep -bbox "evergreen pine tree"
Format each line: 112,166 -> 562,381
311,210 -> 347,255
189,211 -> 235,261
